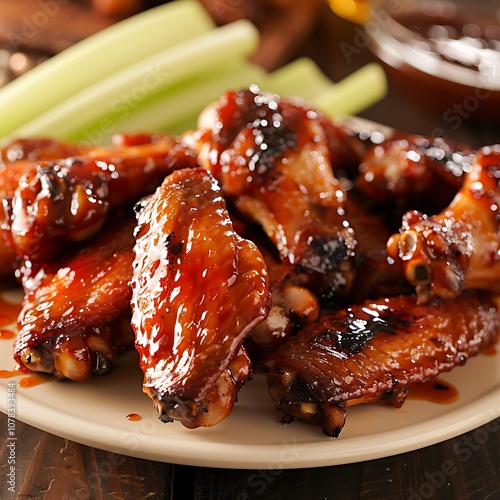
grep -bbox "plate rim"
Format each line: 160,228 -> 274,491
1,352 -> 499,469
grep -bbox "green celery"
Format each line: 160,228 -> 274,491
0,0 -> 214,138
314,63 -> 387,117
75,61 -> 266,144
10,20 -> 259,141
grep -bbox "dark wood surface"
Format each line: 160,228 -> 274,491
1,1 -> 499,499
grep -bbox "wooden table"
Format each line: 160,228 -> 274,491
1,2 -> 499,499
1,410 -> 499,499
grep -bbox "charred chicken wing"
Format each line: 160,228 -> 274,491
188,86 -> 357,306
387,145 -> 500,303
267,292 -> 500,437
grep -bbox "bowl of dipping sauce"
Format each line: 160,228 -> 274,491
367,0 -> 500,124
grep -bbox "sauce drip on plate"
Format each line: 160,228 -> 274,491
18,373 -> 49,388
0,369 -> 49,387
126,413 -> 142,421
407,378 -> 459,404
0,329 -> 15,340
0,369 -> 23,378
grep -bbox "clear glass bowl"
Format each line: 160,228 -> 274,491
367,0 -> 500,123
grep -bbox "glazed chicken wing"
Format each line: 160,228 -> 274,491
0,138 -> 92,279
387,145 -> 500,303
0,137 -> 91,166
267,292 -> 500,437
247,236 -> 321,355
188,87 -> 356,306
131,167 -> 271,428
4,86 -> 498,442
14,213 -> 136,381
344,193 -> 411,303
356,135 -> 473,215
2,134 -> 198,262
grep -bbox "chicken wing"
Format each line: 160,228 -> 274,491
387,145 -> 500,303
2,134 -> 198,262
247,237 -> 321,355
344,193 -> 411,303
356,135 -> 473,215
267,292 -> 500,437
131,167 -> 271,428
189,86 -> 356,306
14,213 -> 136,381
0,137 -> 91,166
0,138 -> 92,280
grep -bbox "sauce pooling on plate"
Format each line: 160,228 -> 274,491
126,413 -> 142,421
407,378 -> 459,405
17,373 -> 48,388
0,330 -> 15,340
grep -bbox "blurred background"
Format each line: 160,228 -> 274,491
0,0 -> 499,145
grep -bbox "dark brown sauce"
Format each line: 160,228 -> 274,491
372,3 -> 500,123
126,413 -> 142,421
407,378 -> 459,404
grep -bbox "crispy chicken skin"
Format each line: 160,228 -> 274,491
387,145 -> 500,303
267,292 -> 500,437
356,135 -> 473,214
189,86 -> 357,306
14,213 -> 136,381
0,138 -> 92,279
131,167 -> 271,428
2,134 -> 198,262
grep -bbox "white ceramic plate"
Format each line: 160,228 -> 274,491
1,289 -> 499,469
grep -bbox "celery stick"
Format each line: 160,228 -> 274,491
11,20 -> 259,141
262,60 -> 387,118
97,60 -> 384,142
0,0 -> 214,138
74,61 -> 266,144
314,63 -> 387,117
263,58 -> 333,101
